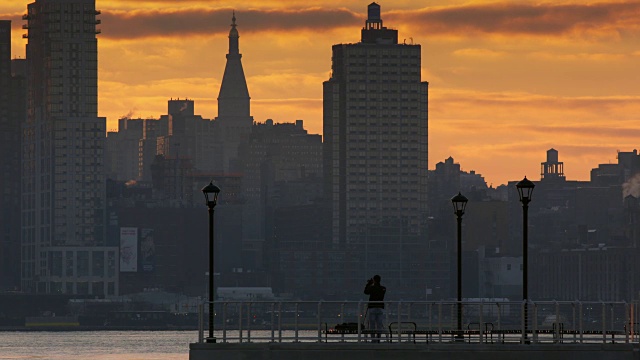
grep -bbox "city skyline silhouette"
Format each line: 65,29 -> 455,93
3,5 -> 640,352
2,0 -> 639,185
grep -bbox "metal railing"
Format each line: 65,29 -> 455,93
195,300 -> 640,345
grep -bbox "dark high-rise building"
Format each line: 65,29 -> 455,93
105,117 -> 159,182
22,0 -> 114,294
157,99 -> 217,174
234,119 -> 324,279
323,3 -> 429,298
0,21 -> 9,110
240,119 -> 323,240
0,21 -> 25,291
214,13 -> 253,174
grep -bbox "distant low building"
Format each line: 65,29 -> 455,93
532,246 -> 639,301
217,287 -> 275,301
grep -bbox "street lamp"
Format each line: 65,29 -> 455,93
516,176 -> 535,343
451,192 -> 468,340
202,181 -> 221,343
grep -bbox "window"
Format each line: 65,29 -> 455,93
92,251 -> 104,277
77,282 -> 89,295
77,251 -> 89,276
107,251 -> 115,277
50,251 -> 63,277
92,281 -> 104,296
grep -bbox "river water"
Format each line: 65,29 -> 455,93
0,331 -> 196,360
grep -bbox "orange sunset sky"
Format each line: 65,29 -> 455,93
2,0 -> 640,186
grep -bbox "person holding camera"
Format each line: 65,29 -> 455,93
364,274 -> 386,342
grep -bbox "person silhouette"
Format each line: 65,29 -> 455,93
364,274 -> 386,342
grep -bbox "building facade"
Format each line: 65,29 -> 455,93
105,117 -> 159,182
532,246 -> 639,301
0,21 -> 26,291
240,119 -> 323,240
156,99 -> 216,174
22,0 -> 114,294
323,3 -> 429,298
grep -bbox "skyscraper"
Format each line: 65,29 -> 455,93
215,13 -> 253,174
22,0 -> 115,295
323,3 -> 429,297
0,21 -> 24,291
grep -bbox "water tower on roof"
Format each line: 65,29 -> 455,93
541,148 -> 565,181
361,2 -> 398,44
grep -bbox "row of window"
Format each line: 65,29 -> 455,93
344,76 -> 420,83
47,250 -> 116,278
344,49 -> 420,57
48,281 -> 115,296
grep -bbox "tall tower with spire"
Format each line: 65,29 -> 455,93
215,12 -> 253,174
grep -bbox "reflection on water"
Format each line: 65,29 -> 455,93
0,331 -> 197,360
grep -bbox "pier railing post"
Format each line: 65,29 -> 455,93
428,302 -> 433,334
579,302 -> 583,344
221,302 -> 227,343
610,303 -> 615,340
521,301 -> 525,344
238,302 -> 243,343
198,302 -> 204,343
532,302 -> 537,344
340,302 -> 345,342
294,302 -> 299,342
397,301 -> 402,342
602,302 -> 606,343
357,301 -> 362,343
438,301 -> 443,343
555,301 -> 560,344
270,302 -> 275,343
625,302 -> 630,344
278,302 -> 282,343
479,300 -> 484,344
247,302 -> 252,343
317,301 -> 323,343
496,302 -> 502,344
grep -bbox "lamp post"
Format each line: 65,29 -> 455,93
516,176 -> 535,343
202,181 -> 220,343
451,192 -> 468,340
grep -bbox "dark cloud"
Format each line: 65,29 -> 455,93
99,8 -> 360,39
6,1 -> 640,40
392,1 -> 640,36
92,1 -> 640,40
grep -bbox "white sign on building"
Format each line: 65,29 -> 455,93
120,227 -> 138,272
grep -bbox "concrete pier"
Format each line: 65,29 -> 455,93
190,342 -> 639,360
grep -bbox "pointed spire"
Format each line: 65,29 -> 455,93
218,11 -> 250,118
228,10 -> 239,55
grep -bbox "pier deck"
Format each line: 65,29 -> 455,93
189,299 -> 640,359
